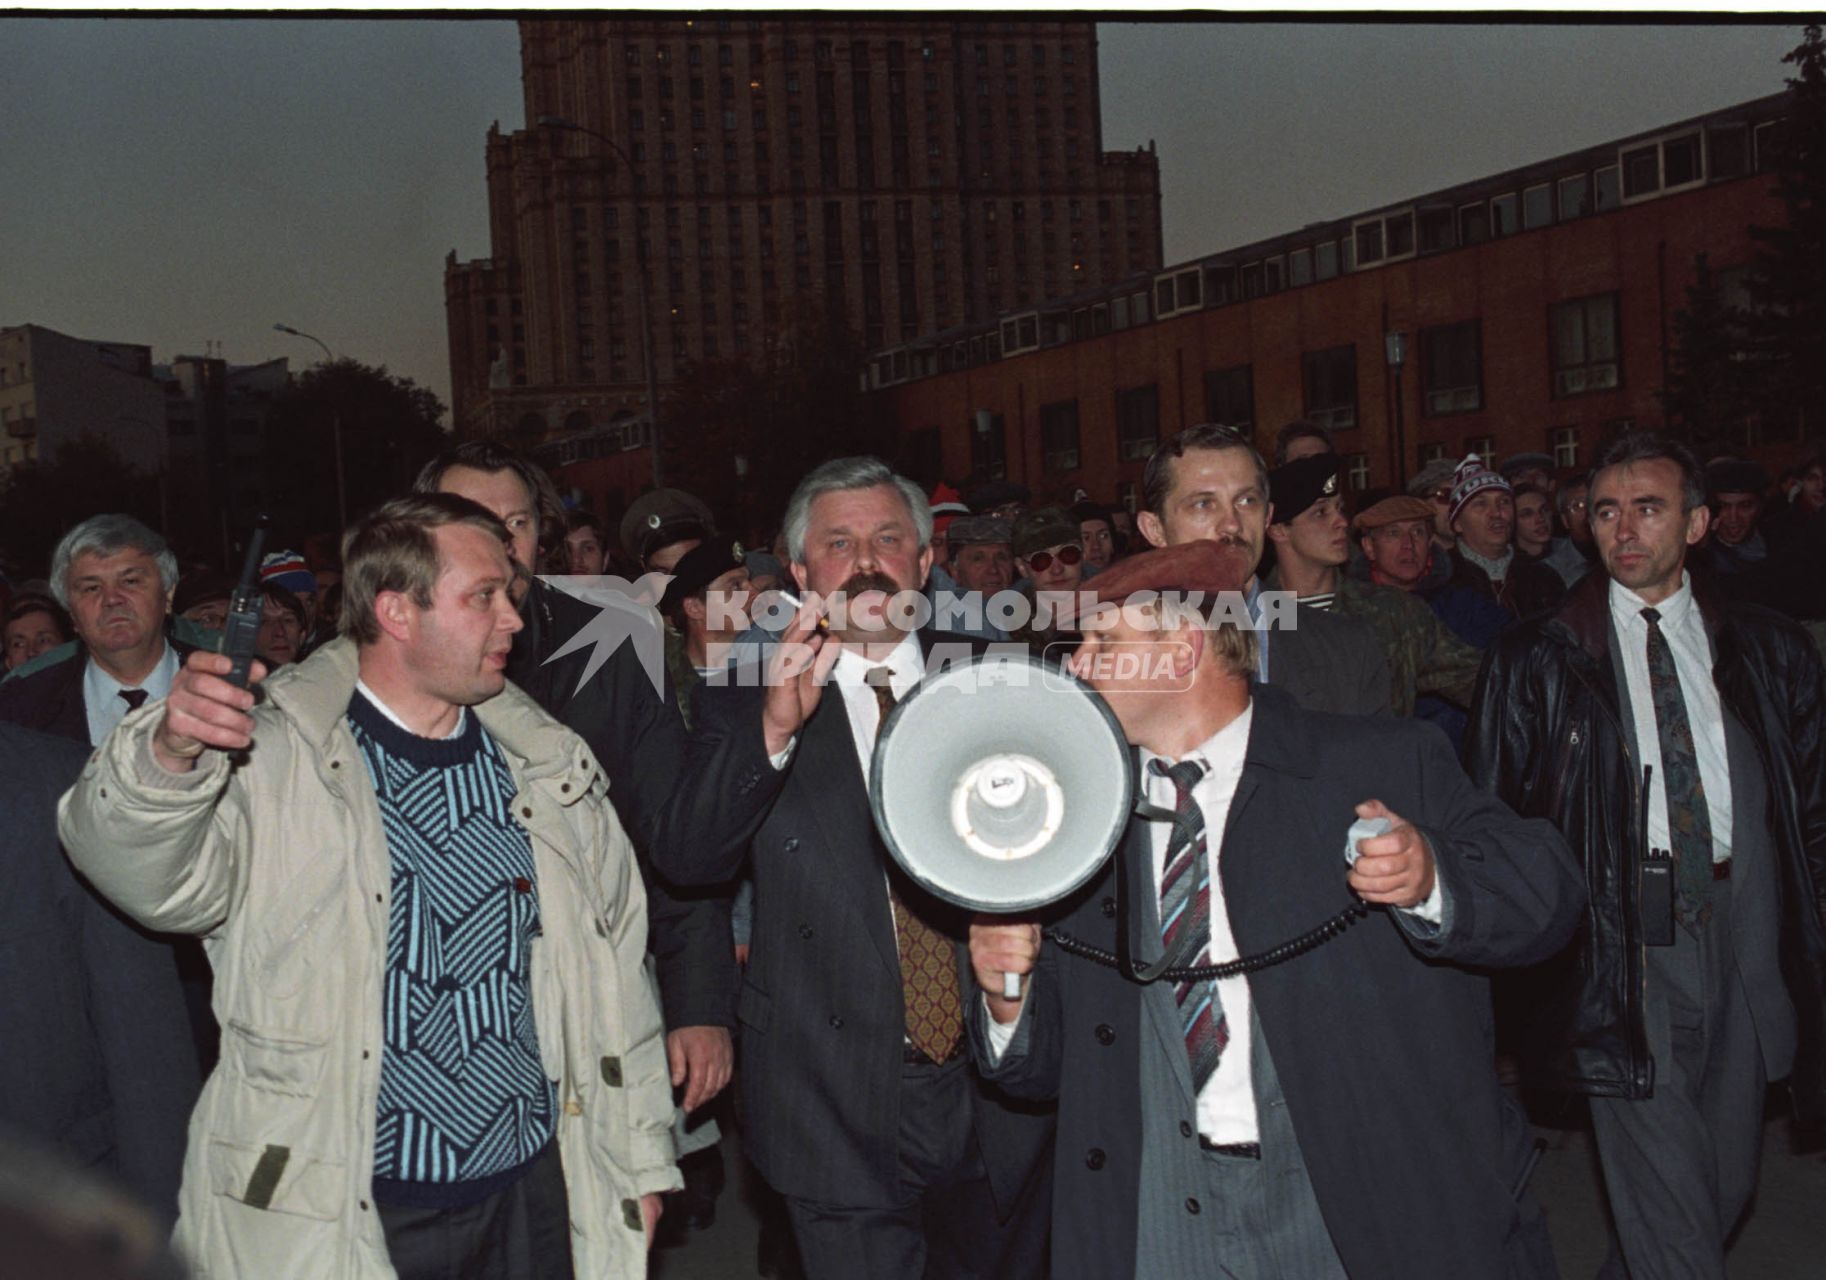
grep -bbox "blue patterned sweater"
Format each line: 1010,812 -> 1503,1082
347,689 -> 557,1209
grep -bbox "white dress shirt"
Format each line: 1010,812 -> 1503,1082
828,631 -> 926,780
1608,572 -> 1733,863
84,641 -> 181,746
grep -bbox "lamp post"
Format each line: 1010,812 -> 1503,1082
273,323 -> 348,533
1384,330 -> 1409,489
537,114 -> 665,488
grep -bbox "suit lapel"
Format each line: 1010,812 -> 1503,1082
796,688 -> 901,978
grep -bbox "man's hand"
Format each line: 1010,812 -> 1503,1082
666,1025 -> 734,1114
1347,799 -> 1436,909
761,592 -> 839,757
153,650 -> 268,775
969,915 -> 1041,1025
641,1192 -> 663,1249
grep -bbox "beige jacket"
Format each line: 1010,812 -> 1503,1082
59,638 -> 679,1279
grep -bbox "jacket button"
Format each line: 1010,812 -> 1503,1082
1179,1120 -> 1192,1138
513,877 -> 532,894
784,837 -> 801,852
1094,1024 -> 1115,1046
799,924 -> 814,939
330,761 -> 340,770
521,806 -> 533,819
828,1015 -> 844,1029
1101,897 -> 1116,918
1185,1197 -> 1200,1215
561,783 -> 571,794
359,1199 -> 370,1211
1085,1148 -> 1106,1171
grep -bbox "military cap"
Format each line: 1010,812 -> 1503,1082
1498,452 -> 1556,482
946,514 -> 1013,548
1268,454 -> 1343,525
620,488 -> 716,565
1011,507 -> 1080,560
660,536 -> 747,615
1353,495 -> 1437,534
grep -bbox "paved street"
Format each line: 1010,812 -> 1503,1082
652,1096 -> 1826,1278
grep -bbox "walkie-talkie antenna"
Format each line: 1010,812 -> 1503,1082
222,514 -> 271,690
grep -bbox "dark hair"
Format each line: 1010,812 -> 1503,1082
412,440 -> 568,558
567,509 -> 605,537
1271,418 -> 1334,466
1141,424 -> 1270,519
1590,432 -> 1706,513
258,582 -> 307,632
340,493 -> 513,644
1511,482 -> 1551,505
4,593 -> 71,640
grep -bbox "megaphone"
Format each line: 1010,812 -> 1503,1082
869,652 -> 1135,916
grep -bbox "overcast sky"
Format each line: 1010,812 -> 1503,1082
0,17 -> 1801,414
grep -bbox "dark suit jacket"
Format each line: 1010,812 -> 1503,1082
975,686 -> 1584,1279
0,635 -> 198,745
0,723 -> 201,1221
1267,600 -> 1394,716
506,578 -> 742,1032
680,630 -> 1055,1213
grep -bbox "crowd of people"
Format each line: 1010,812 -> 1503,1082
0,419 -> 1823,1280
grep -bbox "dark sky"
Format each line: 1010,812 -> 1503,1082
0,17 -> 1799,416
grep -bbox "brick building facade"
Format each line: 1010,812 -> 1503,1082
445,16 -> 1164,515
873,93 -> 1802,510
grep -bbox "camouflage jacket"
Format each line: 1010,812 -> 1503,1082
1266,569 -> 1483,717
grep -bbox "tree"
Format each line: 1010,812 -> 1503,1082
663,306 -> 894,540
0,433 -> 160,582
1744,24 -> 1826,444
261,359 -> 449,549
1661,252 -> 1754,458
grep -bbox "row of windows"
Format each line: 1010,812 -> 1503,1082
964,292 -> 1625,478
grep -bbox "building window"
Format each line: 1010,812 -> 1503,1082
1314,240 -> 1340,280
1355,220 -> 1384,266
1490,192 -> 1520,237
971,411 -> 1007,479
1622,143 -> 1660,199
1344,453 -> 1370,492
1465,435 -> 1496,467
1558,173 -> 1591,219
1594,165 -> 1622,211
1709,124 -> 1749,179
1301,345 -> 1357,431
1550,425 -> 1580,470
1288,247 -> 1313,286
1417,206 -> 1455,253
1550,293 -> 1621,397
1040,399 -> 1081,472
1522,183 -> 1554,230
1116,384 -> 1160,462
1420,321 -> 1482,416
1202,364 -> 1253,430
1459,200 -> 1489,246
1417,441 -> 1446,467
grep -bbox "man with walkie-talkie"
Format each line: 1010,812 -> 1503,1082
1467,432 -> 1826,1280
967,538 -> 1583,1280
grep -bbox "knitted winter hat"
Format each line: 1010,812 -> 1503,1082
1447,455 -> 1512,525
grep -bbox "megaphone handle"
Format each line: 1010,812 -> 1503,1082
1002,971 -> 1022,1001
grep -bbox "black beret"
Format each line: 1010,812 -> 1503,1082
1268,454 -> 1343,525
1706,458 -> 1770,497
660,537 -> 747,616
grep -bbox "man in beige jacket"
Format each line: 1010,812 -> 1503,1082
59,494 -> 678,1280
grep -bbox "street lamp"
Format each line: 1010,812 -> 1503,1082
537,114 -> 665,488
1384,330 -> 1409,488
273,322 -> 348,533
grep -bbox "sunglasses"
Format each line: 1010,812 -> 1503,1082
1026,545 -> 1083,572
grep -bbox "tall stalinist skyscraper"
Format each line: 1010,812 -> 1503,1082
445,18 -> 1162,465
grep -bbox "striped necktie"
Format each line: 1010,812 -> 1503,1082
1150,757 -> 1228,1094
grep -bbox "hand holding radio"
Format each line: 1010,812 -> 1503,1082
1345,799 -> 1436,909
153,650 -> 268,774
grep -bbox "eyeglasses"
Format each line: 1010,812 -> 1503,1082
1026,545 -> 1083,573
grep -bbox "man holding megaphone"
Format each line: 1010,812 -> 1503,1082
968,540 -> 1584,1280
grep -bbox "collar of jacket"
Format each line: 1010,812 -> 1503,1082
1545,563 -> 1735,666
260,636 -> 598,802
1239,682 -> 1319,780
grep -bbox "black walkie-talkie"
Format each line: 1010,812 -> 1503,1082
222,515 -> 270,690
1638,764 -> 1676,947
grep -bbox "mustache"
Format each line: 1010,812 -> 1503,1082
838,570 -> 903,596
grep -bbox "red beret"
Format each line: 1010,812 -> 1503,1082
1077,539 -> 1252,618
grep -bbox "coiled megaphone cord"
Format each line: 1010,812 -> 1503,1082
1044,900 -> 1370,984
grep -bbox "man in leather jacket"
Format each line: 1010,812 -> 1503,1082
1465,431 -> 1826,1280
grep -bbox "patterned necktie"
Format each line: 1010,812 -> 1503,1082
867,668 -> 964,1062
1149,757 -> 1228,1095
118,688 -> 149,712
1642,607 -> 1714,919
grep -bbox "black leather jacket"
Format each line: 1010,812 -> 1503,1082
1464,571 -> 1826,1115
